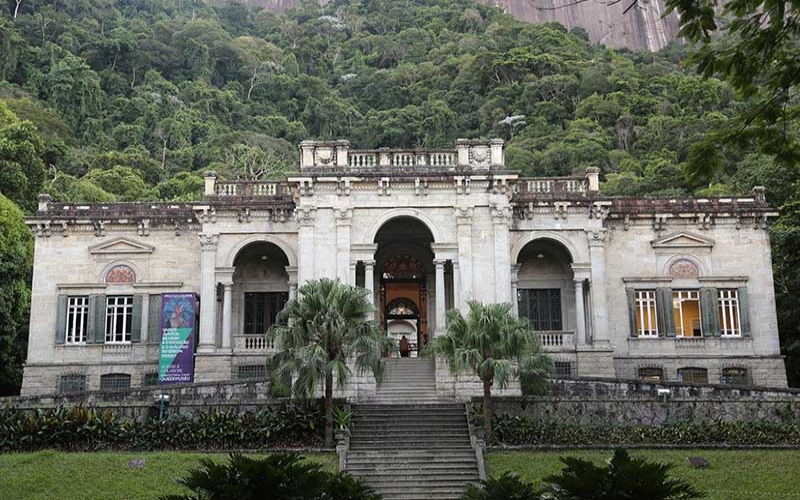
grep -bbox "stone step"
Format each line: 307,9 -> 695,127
349,442 -> 473,450
352,410 -> 466,417
353,404 -> 465,411
347,450 -> 477,460
348,465 -> 478,475
346,458 -> 477,468
350,422 -> 468,430
363,484 -> 475,498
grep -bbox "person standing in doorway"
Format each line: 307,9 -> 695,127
399,335 -> 410,357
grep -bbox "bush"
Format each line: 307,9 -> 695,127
490,413 -> 800,446
542,448 -> 704,499
162,452 -> 381,500
0,402 -> 325,452
463,472 -> 540,500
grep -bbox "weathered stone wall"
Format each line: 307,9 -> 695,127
486,378 -> 800,426
2,379 -> 276,420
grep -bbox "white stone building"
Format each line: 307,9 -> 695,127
21,139 -> 787,396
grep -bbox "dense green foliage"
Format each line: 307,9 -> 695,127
488,413 -> 800,446
0,193 -> 32,396
0,403 -> 325,452
270,278 -> 391,447
425,301 -> 552,442
0,0 -> 798,392
466,450 -> 704,500
163,452 -> 381,500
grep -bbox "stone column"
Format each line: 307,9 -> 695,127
587,230 -> 609,346
452,260 -> 461,312
296,207 -> 316,285
221,282 -> 233,351
286,266 -> 298,300
510,264 -> 521,317
574,279 -> 587,346
455,207 -> 473,310
491,204 -> 512,303
335,209 -> 352,284
434,259 -> 446,335
363,260 -> 376,320
198,234 -> 219,352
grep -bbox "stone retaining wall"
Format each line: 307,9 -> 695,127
1,378 -> 276,420
484,378 -> 800,426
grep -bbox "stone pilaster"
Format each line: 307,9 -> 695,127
295,207 -> 316,285
198,234 -> 218,352
434,259 -> 446,335
587,230 -> 610,347
363,260 -> 376,321
455,206 -> 473,310
335,208 -> 352,284
491,203 -> 512,303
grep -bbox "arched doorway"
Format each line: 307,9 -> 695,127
516,239 -> 576,334
373,217 -> 438,356
231,242 -> 290,338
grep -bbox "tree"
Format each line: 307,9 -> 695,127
0,193 -> 32,396
424,301 -> 552,442
0,106 -> 46,213
270,279 -> 391,447
543,448 -> 704,500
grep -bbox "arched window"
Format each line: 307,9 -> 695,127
100,373 -> 131,391
386,298 -> 418,318
678,367 -> 708,384
721,367 -> 750,386
638,366 -> 664,383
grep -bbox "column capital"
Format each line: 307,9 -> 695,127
199,233 -> 219,249
510,263 -> 521,281
490,203 -> 512,225
335,207 -> 352,225
433,259 -> 447,268
363,259 -> 376,268
295,207 -> 316,226
586,229 -> 608,247
454,205 -> 474,224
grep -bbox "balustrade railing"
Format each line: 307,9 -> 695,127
234,334 -> 274,352
214,181 -> 289,198
518,177 -> 589,195
537,331 -> 575,350
347,149 -> 457,169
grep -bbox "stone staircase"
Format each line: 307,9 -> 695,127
344,357 -> 481,500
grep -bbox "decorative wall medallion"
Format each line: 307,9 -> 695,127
106,264 -> 136,284
469,146 -> 490,166
314,148 -> 335,165
669,259 -> 700,279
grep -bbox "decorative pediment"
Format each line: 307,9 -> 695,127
651,232 -> 714,249
89,237 -> 155,255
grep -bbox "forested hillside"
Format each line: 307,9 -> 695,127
0,0 -> 798,392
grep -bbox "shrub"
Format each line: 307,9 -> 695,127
489,413 -> 800,446
463,472 -> 540,500
161,453 -> 381,500
542,448 -> 704,499
0,402 -> 325,452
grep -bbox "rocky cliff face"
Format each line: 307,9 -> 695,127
245,0 -> 681,51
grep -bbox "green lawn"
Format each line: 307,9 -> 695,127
0,451 -> 337,500
488,449 -> 800,500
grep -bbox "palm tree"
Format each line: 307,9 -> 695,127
270,278 -> 392,447
424,301 -> 552,443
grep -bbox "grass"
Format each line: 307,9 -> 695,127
0,450 -> 337,500
488,449 -> 800,500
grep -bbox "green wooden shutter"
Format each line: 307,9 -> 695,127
55,295 -> 67,345
699,288 -> 719,337
656,288 -> 676,337
131,295 -> 143,343
627,289 -> 637,338
517,289 -> 529,323
148,294 -> 162,343
88,294 -> 106,344
738,286 -> 751,337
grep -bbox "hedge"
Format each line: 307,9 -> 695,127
0,402 -> 325,452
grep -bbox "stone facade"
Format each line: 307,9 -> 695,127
21,139 -> 787,397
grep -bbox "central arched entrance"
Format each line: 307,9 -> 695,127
374,217 -> 437,356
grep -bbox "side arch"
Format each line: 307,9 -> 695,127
365,209 -> 443,244
511,232 -> 582,264
223,235 -> 297,268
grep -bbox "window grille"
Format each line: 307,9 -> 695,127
554,361 -> 573,378
66,296 -> 89,343
244,292 -> 288,334
678,367 -> 708,384
673,291 -> 702,337
718,290 -> 741,336
638,367 -> 664,383
519,289 -> 563,331
100,373 -> 131,390
142,372 -> 159,387
59,374 -> 86,395
105,296 -> 133,343
721,367 -> 750,386
237,364 -> 266,380
635,291 -> 658,337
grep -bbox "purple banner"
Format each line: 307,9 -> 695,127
158,293 -> 196,385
